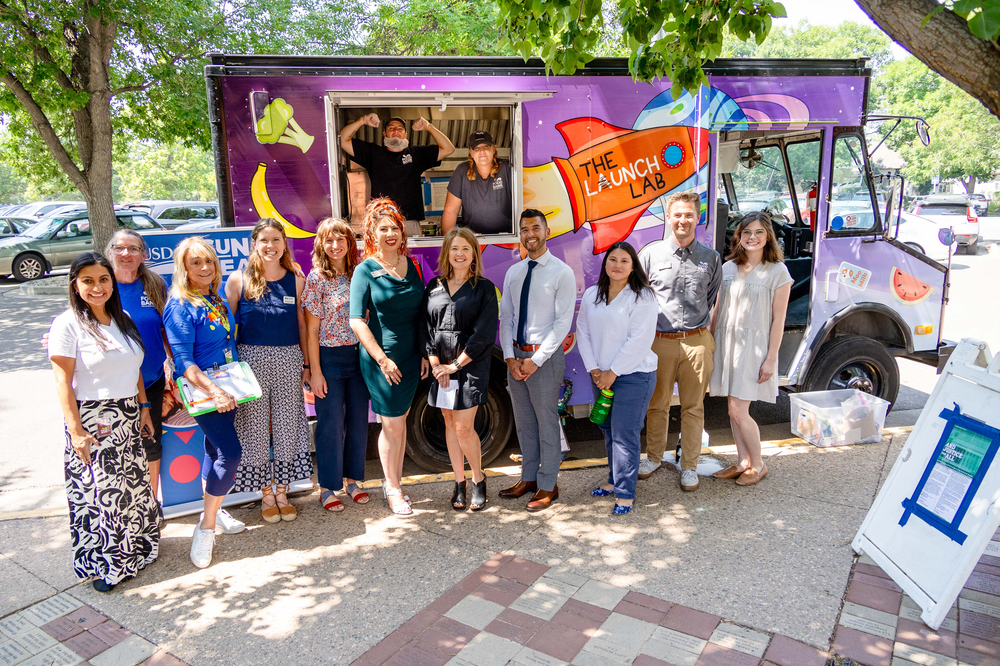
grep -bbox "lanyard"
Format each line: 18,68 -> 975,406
199,294 -> 232,337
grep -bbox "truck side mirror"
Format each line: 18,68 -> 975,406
938,228 -> 954,246
916,120 -> 930,146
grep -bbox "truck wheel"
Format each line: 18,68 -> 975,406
12,253 -> 46,282
801,335 -> 899,407
406,375 -> 514,472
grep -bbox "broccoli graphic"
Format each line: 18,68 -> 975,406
255,99 -> 314,153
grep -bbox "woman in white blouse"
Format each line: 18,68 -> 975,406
49,252 -> 160,592
576,241 -> 659,515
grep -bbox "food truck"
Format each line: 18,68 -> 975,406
198,54 -> 952,471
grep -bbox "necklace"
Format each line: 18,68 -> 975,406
377,254 -> 403,278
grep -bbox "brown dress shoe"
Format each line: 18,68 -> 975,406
526,487 -> 559,512
736,464 -> 768,486
499,480 -> 537,499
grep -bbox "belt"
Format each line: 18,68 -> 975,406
656,327 -> 708,340
513,341 -> 541,352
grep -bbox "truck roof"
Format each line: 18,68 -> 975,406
205,54 -> 872,79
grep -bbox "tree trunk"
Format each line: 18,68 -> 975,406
84,14 -> 118,254
961,176 -> 977,194
855,0 -> 1000,120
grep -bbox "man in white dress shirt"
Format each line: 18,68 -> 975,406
498,209 -> 576,512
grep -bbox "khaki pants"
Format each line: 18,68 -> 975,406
645,329 -> 715,470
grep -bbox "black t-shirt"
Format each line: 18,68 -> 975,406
351,139 -> 441,221
446,160 -> 513,234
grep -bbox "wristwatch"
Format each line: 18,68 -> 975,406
452,360 -> 461,372
139,402 -> 151,410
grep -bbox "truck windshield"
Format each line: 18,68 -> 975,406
730,145 -> 793,223
830,134 -> 878,233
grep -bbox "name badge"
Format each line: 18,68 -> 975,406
371,269 -> 388,278
224,348 -> 234,364
283,296 -> 295,305
659,263 -> 672,270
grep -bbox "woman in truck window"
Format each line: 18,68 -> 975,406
423,227 -> 498,511
49,253 -> 159,592
576,242 -> 658,515
709,212 -> 793,486
441,130 -> 513,235
350,198 -> 429,516
303,218 -> 371,513
225,219 -> 313,524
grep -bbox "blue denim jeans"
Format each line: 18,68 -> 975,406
195,409 -> 242,497
592,370 -> 656,500
314,344 -> 370,490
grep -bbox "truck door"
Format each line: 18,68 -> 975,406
793,129 -> 947,406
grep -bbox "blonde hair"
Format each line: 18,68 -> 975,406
466,146 -> 500,180
312,218 -> 359,279
437,227 -> 483,284
243,218 -> 302,301
170,236 -> 223,304
666,191 -> 702,215
105,229 -> 167,314
362,198 -> 409,259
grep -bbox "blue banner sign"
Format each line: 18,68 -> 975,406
142,228 -> 252,286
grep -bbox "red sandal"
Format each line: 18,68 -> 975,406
320,489 -> 345,512
346,482 -> 369,504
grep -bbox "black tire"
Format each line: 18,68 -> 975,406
904,242 -> 925,255
801,334 -> 899,407
12,253 -> 46,282
406,374 -> 514,472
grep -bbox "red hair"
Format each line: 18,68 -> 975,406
361,197 -> 408,259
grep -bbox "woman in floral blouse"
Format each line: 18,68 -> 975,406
303,219 -> 370,512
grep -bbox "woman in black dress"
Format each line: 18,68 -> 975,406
424,227 -> 499,511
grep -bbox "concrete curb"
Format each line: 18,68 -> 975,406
18,283 -> 66,296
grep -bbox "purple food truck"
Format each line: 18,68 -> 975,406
201,54 -> 953,472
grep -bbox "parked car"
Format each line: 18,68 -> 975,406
172,218 -> 222,231
911,197 -> 980,254
969,193 -> 989,217
0,217 -> 34,239
14,201 -> 85,220
892,212 -> 955,262
121,200 -> 220,229
0,210 -> 163,281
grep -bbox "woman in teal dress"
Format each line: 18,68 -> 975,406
350,198 -> 428,515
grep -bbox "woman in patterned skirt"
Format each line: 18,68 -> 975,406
225,218 -> 313,523
709,212 -> 793,486
303,218 -> 370,512
49,252 -> 159,592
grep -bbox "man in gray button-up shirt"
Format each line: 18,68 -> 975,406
637,192 -> 722,492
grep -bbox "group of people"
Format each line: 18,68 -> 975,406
47,115 -> 793,594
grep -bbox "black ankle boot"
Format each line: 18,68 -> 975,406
452,481 -> 467,510
470,478 -> 487,511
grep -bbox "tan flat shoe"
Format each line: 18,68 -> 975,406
261,485 -> 281,523
275,484 -> 297,521
736,464 -> 768,486
713,465 -> 745,480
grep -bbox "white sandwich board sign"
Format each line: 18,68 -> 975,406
853,338 -> 1000,630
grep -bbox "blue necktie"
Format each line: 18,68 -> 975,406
516,260 -> 538,347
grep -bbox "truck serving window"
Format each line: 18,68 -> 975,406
829,133 -> 880,234
326,91 -> 552,246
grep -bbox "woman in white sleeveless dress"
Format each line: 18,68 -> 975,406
709,212 -> 792,486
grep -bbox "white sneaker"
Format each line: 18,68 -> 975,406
638,459 -> 661,480
214,509 -> 245,534
680,469 -> 700,492
190,526 -> 215,569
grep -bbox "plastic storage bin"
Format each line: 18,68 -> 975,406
790,389 -> 891,448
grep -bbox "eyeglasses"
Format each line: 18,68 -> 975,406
740,229 -> 767,238
111,245 -> 143,255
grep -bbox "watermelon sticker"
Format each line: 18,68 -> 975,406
837,261 -> 871,291
890,266 -> 934,305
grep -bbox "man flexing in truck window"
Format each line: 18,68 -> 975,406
340,114 -> 456,228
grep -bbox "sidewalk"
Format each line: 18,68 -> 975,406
13,428 -> 1000,666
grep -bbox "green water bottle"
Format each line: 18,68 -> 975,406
590,389 -> 614,425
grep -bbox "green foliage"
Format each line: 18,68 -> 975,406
498,0 -> 786,94
364,0 -> 514,55
874,56 -> 1000,192
929,1 -> 1000,43
115,141 -> 216,201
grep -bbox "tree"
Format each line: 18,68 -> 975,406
498,0 -> 1000,119
363,0 -> 515,55
115,141 -> 216,201
875,56 -> 1000,193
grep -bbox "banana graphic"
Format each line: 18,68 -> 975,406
250,162 -> 315,239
